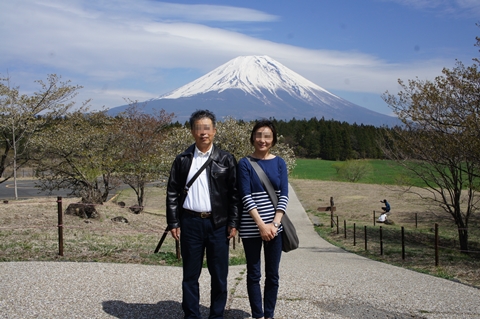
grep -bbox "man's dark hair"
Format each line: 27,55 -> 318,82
250,119 -> 278,146
189,109 -> 217,129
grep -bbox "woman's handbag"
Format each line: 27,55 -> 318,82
246,157 -> 299,252
278,213 -> 299,252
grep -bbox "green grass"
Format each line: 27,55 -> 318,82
290,159 -> 339,180
291,159 -> 425,186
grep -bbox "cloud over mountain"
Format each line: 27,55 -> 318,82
108,56 -> 400,126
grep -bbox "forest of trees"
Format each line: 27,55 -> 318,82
172,117 -> 391,161
272,117 -> 391,160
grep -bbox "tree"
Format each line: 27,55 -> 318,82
116,101 -> 174,211
33,111 -> 122,203
163,118 -> 296,173
382,60 -> 480,253
0,74 -> 87,199
333,160 -> 372,182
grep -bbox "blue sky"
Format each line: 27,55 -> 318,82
1,0 -> 479,116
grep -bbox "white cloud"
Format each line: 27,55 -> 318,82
0,0 -> 458,113
39,0 -> 279,23
381,0 -> 480,16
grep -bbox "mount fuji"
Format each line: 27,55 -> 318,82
107,55 -> 399,126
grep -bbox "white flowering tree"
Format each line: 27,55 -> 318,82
163,117 -> 296,173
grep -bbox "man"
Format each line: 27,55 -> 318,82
381,199 -> 391,213
377,212 -> 387,223
166,110 -> 240,319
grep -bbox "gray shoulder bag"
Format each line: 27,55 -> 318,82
246,156 -> 299,252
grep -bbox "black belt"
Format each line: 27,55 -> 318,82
184,209 -> 212,219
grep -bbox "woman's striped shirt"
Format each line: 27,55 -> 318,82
237,156 -> 289,238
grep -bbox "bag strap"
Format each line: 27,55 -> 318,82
184,153 -> 213,193
246,156 -> 278,209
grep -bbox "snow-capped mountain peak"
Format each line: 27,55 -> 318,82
108,55 -> 399,126
158,55 -> 337,104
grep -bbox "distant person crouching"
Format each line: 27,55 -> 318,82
380,199 -> 390,214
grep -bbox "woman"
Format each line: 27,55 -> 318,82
237,119 -> 289,319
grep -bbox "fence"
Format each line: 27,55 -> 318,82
2,195 -> 478,268
322,208 -> 480,267
54,196 -> 181,257
0,196 -> 245,263
0,197 -> 182,263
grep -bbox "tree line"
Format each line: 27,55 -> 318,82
272,117 -> 390,160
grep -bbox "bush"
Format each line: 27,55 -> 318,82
334,160 -> 372,182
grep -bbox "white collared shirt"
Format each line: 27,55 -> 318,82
182,145 -> 213,212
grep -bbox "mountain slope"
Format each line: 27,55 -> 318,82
108,55 -> 399,126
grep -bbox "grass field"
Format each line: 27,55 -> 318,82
291,159 -> 424,186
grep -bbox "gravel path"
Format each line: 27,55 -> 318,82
1,185 -> 479,318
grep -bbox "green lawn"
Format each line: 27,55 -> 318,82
290,159 -> 424,186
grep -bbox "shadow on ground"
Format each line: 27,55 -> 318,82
103,300 -> 250,319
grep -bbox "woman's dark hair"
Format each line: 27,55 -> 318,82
250,119 -> 278,146
189,109 -> 216,129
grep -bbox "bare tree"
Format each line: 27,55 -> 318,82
33,111 -> 122,203
382,61 -> 480,253
116,101 -> 174,211
0,74 -> 87,199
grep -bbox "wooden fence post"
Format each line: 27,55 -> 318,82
330,197 -> 334,228
317,197 -> 336,228
435,223 -> 439,266
373,210 -> 376,226
344,220 -> 347,239
364,225 -> 368,251
401,226 -> 405,260
57,196 -> 63,256
380,226 -> 383,256
353,223 -> 356,246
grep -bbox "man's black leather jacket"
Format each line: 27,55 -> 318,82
166,144 -> 240,230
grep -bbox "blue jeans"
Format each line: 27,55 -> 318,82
242,235 -> 282,319
180,213 -> 230,319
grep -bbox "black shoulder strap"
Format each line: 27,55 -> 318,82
184,152 -> 213,193
246,156 -> 278,208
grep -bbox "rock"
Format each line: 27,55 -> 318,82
65,203 -> 99,219
111,216 -> 129,223
129,205 -> 143,214
117,201 -> 126,208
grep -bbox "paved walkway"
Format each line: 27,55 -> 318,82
1,185 -> 480,318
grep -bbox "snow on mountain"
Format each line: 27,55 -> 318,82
159,55 -> 334,103
108,55 -> 399,126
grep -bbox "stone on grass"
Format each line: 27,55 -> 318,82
65,203 -> 99,219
